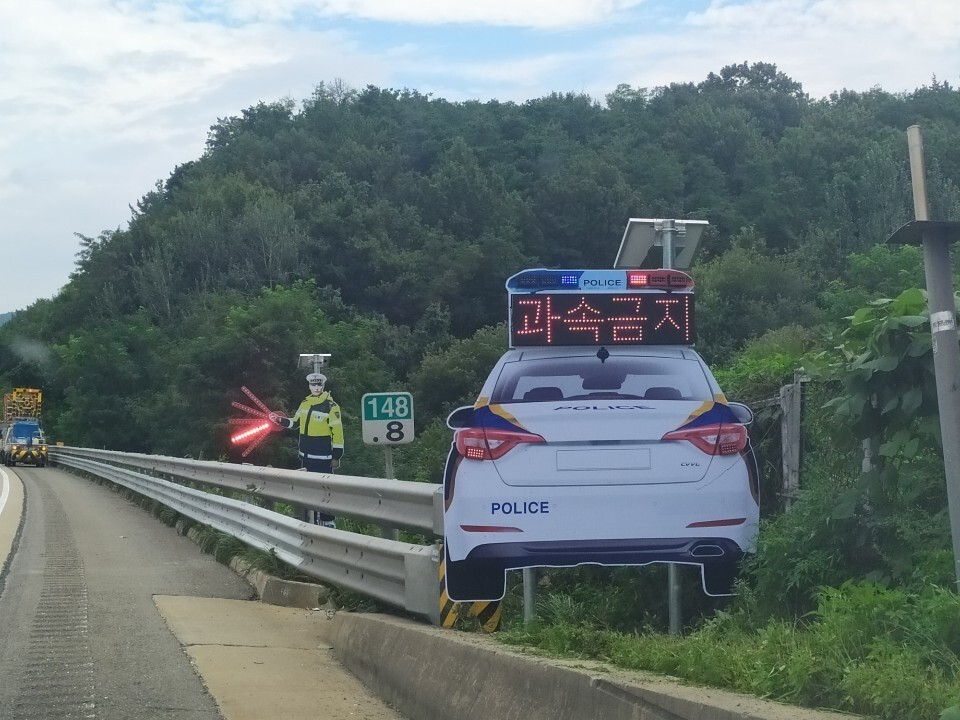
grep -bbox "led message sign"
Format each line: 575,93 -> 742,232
509,292 -> 695,346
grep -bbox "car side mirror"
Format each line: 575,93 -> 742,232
728,402 -> 754,426
446,406 -> 475,429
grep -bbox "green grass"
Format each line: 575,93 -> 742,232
497,582 -> 960,720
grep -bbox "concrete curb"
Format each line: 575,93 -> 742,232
323,612 -> 859,720
173,517 -> 860,720
178,521 -> 334,610
226,554 -> 334,609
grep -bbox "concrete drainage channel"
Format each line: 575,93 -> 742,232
189,526 -> 858,720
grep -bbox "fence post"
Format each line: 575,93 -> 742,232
779,372 -> 808,510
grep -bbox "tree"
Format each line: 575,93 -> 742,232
816,288 -> 956,587
693,230 -> 817,363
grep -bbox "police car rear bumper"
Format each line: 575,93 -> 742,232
447,536 -> 746,599
465,536 -> 745,568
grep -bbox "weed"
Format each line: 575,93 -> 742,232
498,582 -> 960,720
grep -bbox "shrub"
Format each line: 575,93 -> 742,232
498,582 -> 960,719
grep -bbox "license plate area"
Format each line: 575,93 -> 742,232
556,448 -> 651,471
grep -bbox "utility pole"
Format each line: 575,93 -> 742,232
888,125 -> 960,588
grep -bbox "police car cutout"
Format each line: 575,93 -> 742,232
442,268 -> 759,602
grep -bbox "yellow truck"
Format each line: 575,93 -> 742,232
3,387 -> 42,423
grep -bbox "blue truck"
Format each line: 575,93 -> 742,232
1,388 -> 47,467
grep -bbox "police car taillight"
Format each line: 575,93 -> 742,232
661,424 -> 746,456
456,427 -> 545,460
627,270 -> 694,289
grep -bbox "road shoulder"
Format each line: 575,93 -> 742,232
0,467 -> 24,574
154,595 -> 404,720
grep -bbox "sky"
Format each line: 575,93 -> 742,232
1,0 -> 959,313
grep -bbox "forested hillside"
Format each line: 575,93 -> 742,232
2,61 -> 959,467
5,62 -> 960,717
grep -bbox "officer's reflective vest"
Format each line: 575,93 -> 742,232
283,392 -> 344,460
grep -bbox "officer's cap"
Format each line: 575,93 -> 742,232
306,373 -> 327,385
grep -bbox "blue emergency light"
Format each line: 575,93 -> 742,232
511,270 -> 584,290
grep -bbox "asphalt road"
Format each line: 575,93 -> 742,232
0,464 -> 255,720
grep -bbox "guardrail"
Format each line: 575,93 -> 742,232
49,446 -> 444,624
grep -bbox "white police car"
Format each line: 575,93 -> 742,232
442,269 -> 759,601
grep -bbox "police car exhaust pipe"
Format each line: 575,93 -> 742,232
691,544 -> 724,558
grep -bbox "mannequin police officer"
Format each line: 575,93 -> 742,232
269,372 -> 344,527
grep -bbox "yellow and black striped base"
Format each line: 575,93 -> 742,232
439,556 -> 501,632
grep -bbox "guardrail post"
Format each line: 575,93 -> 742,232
290,504 -> 312,523
432,486 -> 445,536
405,543 -> 443,625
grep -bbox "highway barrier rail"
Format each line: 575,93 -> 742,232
49,446 -> 444,624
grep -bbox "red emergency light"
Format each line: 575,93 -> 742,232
626,270 -> 694,289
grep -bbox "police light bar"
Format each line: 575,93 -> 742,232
507,269 -> 693,292
506,268 -> 696,347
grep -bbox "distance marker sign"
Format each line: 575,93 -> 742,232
361,392 -> 415,445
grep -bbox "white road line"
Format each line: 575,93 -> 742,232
0,467 -> 9,516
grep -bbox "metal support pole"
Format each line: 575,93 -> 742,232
384,445 -> 395,479
660,219 -> 683,635
668,564 -> 682,635
660,219 -> 676,269
380,446 -> 400,541
522,567 -> 537,626
906,126 -> 960,588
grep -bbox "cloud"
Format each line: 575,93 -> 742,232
601,0 -> 960,98
691,0 -> 960,47
215,0 -> 650,28
390,1 -> 960,104
2,0 -> 959,312
0,0 -> 393,311
420,52 -> 585,95
2,3 -> 294,136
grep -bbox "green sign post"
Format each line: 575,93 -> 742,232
361,392 -> 415,541
361,392 -> 414,445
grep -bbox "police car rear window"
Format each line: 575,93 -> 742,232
491,356 -> 713,403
